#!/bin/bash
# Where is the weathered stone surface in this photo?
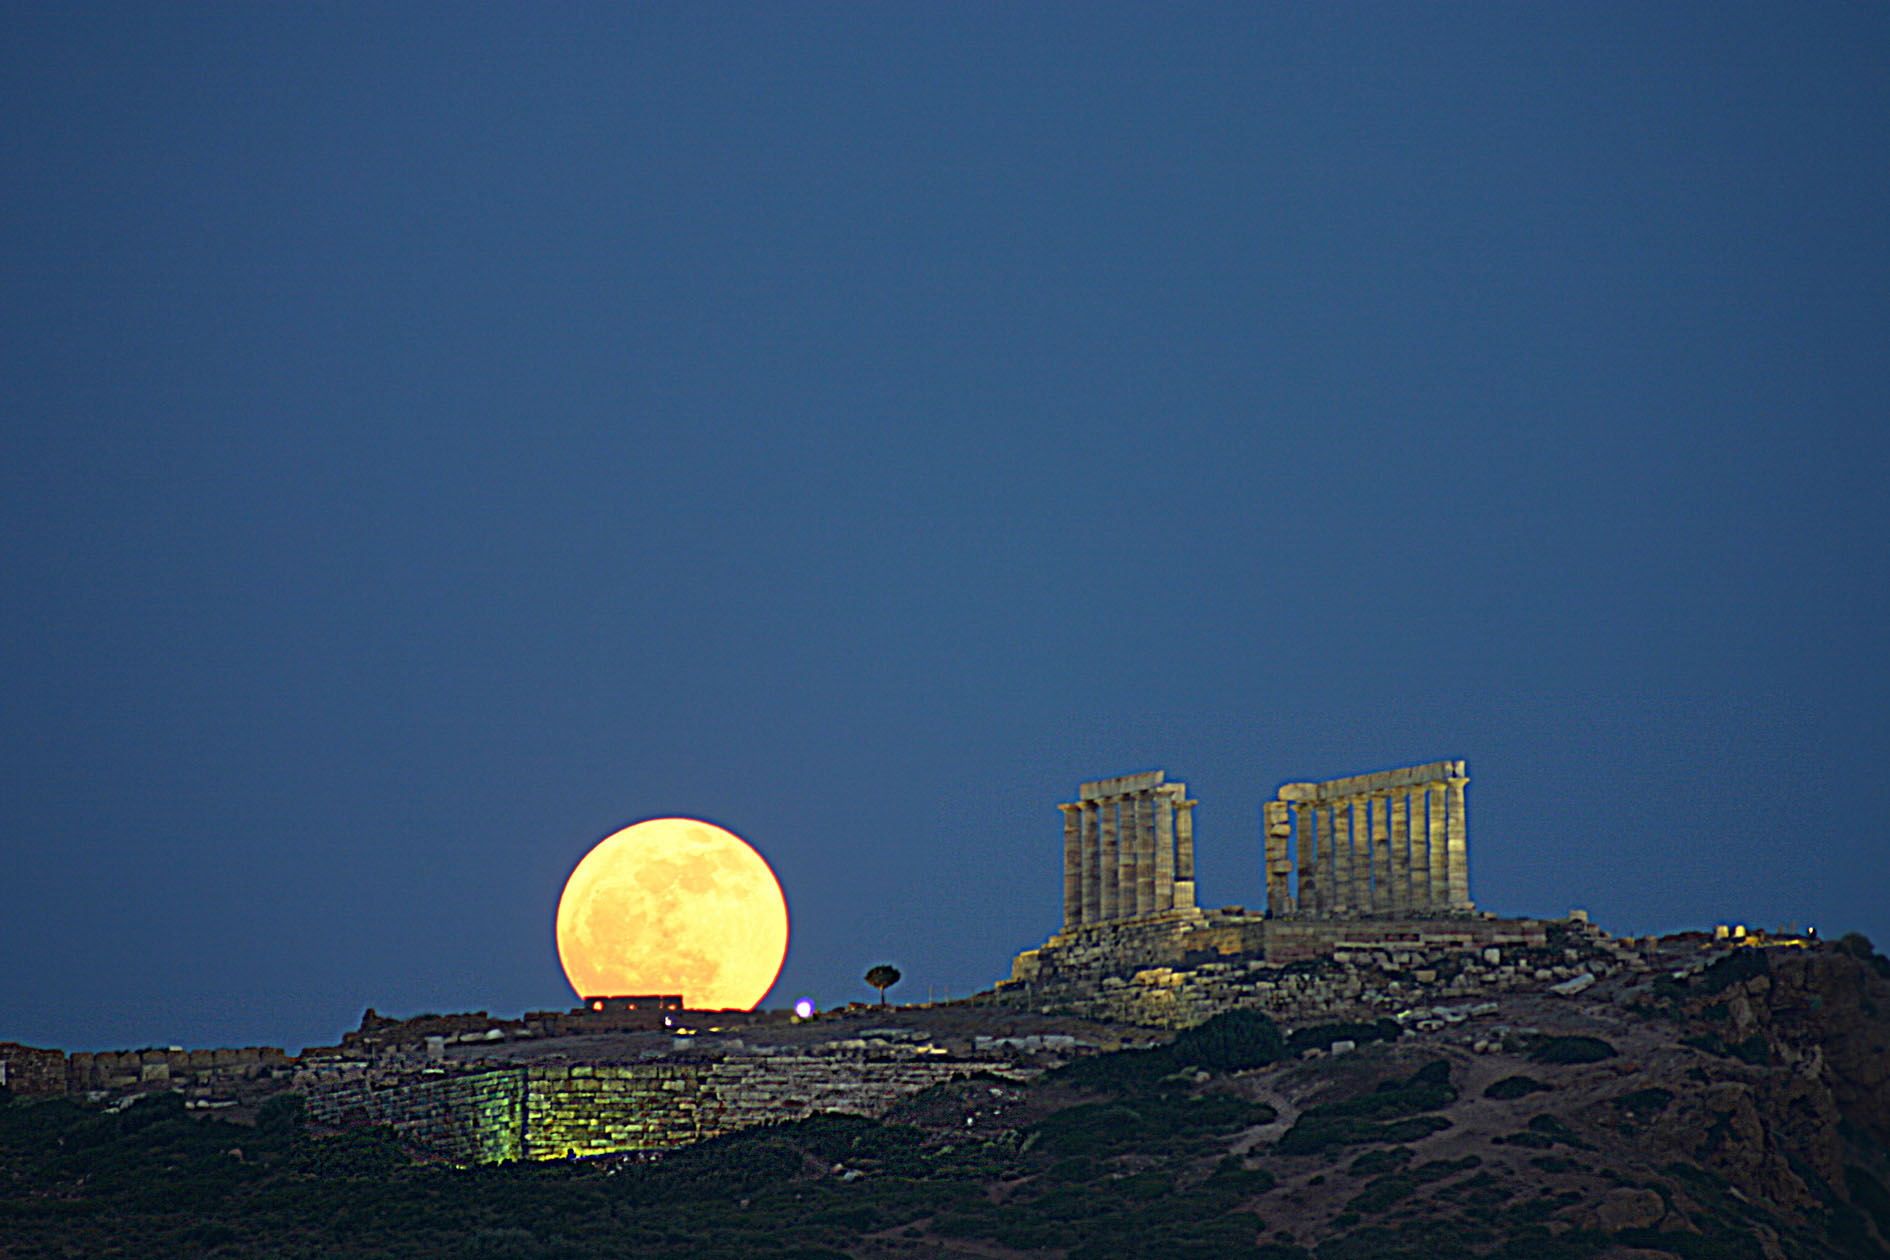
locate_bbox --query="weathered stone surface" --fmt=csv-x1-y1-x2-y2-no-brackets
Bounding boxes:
306,1051,1025,1164
1079,770,1164,800
1278,760,1466,802
0,1042,67,1095
1595,1187,1666,1230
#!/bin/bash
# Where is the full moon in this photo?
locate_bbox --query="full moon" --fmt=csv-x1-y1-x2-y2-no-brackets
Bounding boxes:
555,818,789,1011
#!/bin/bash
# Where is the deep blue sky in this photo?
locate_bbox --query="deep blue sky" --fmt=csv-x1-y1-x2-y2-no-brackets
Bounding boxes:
4,5,1886,1054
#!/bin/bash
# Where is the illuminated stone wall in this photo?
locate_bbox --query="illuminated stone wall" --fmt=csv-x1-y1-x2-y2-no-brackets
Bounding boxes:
304,1053,1025,1164
526,1064,703,1158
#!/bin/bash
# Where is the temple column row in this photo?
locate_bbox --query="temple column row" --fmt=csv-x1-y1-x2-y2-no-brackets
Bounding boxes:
1061,788,1197,929
1276,782,1472,917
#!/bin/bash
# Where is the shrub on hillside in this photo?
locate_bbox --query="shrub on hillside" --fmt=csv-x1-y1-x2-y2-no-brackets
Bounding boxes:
1528,1036,1617,1065
1611,1088,1675,1116
1284,1018,1401,1054
1274,1061,1457,1155
1171,1010,1285,1070
1485,1076,1552,1100
1836,933,1890,979
1697,948,1770,995
1044,1045,1176,1093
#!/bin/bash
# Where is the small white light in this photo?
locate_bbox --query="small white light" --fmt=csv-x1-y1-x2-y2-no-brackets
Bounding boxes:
794,997,816,1019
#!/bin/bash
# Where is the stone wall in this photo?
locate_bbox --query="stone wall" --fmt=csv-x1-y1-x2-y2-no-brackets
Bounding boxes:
304,1050,1026,1164
307,1067,527,1164
1004,907,1544,996
1005,907,1268,991
67,1045,290,1093
1008,920,1641,1030
528,1064,703,1157
0,1042,67,1095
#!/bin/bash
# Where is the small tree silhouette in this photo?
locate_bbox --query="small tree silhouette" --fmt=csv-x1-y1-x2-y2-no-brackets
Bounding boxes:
864,964,902,1007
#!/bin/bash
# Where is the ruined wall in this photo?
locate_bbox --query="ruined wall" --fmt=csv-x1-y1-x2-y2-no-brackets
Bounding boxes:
306,1067,527,1164
304,1051,1025,1164
1015,923,1641,1030
1006,909,1268,991
1006,908,1543,995
528,1064,703,1157
0,1042,67,1095
701,1054,1021,1133
67,1045,290,1092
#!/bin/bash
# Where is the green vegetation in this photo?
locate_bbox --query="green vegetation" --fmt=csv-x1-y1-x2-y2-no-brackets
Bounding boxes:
1348,1146,1414,1176
862,964,901,1006
5,988,1884,1260
1282,1018,1401,1055
1047,1009,1293,1091
1526,1036,1617,1065
1346,1174,1416,1213
1836,932,1890,979
1171,1008,1286,1069
1610,1088,1675,1117
1696,947,1770,995
1274,1060,1456,1155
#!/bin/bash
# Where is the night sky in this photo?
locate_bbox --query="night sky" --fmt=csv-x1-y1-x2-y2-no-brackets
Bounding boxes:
4,5,1886,1055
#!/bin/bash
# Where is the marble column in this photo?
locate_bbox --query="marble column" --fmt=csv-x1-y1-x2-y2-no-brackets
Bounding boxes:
1174,794,1198,909
1098,798,1119,921
1446,775,1471,909
1136,791,1157,915
1116,793,1136,918
1080,801,1100,925
1406,791,1430,909
1371,796,1391,914
1060,803,1083,930
1315,804,1335,916
1330,803,1352,913
1111,797,1126,918
1153,790,1175,912
1348,798,1369,912
1388,793,1409,913
1263,800,1292,916
1427,782,1448,913
1294,802,1318,915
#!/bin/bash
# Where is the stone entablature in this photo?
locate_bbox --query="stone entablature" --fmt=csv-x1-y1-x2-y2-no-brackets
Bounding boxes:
1265,759,1472,918
1059,770,1197,930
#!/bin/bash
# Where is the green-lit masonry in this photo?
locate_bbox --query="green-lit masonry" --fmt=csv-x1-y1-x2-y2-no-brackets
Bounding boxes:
304,1055,1016,1164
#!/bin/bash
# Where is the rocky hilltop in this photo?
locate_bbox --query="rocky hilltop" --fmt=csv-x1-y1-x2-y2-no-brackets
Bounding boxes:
2,931,1888,1259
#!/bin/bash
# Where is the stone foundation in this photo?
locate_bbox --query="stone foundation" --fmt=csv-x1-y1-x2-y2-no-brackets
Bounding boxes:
999,908,1557,1028
305,1050,1027,1164
1001,917,1642,1030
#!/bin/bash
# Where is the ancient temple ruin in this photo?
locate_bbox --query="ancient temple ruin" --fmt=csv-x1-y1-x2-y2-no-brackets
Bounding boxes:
1006,758,1501,998
1264,759,1472,917
1057,771,1198,929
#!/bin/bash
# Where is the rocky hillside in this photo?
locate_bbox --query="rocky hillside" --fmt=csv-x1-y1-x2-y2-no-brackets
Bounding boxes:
1,939,1887,1259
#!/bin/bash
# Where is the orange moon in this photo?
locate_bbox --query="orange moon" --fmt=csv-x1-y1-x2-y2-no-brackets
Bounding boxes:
554,818,789,1011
